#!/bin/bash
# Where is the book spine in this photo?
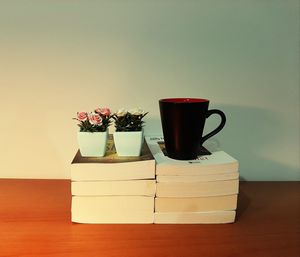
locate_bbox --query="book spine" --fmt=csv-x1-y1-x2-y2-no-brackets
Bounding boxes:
156,179,239,197
154,211,236,224
71,180,156,196
155,195,238,212
71,161,155,181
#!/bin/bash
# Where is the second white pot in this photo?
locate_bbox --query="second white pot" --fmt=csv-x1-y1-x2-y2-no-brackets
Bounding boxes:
113,131,144,157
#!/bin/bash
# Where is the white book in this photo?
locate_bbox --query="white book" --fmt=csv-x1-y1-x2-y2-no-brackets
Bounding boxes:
71,180,156,196
156,179,239,197
145,136,239,176
71,137,155,181
154,211,236,224
72,196,154,224
155,195,237,212
156,172,239,182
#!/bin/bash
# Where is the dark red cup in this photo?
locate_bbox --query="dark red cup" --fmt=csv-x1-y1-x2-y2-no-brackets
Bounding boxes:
159,98,226,160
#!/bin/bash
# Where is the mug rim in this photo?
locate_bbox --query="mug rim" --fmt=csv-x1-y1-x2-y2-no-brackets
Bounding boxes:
159,98,209,103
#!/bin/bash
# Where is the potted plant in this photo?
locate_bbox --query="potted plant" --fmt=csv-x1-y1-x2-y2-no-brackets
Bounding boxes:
74,108,111,157
112,108,148,156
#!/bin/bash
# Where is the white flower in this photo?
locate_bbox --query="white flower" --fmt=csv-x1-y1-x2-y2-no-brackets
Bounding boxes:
116,108,127,117
129,107,144,116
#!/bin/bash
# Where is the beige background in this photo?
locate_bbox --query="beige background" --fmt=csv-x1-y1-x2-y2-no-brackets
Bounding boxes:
0,0,299,180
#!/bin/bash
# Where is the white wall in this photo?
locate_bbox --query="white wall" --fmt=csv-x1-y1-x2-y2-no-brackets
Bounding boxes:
0,0,299,180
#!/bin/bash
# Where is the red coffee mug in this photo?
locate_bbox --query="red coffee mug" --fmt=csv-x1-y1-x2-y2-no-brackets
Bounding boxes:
159,98,226,160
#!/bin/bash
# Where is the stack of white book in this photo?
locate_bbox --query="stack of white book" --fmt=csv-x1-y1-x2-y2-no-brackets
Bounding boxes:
71,136,156,224
146,136,239,224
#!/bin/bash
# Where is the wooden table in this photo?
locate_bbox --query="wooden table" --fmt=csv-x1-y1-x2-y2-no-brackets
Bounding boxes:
0,180,299,257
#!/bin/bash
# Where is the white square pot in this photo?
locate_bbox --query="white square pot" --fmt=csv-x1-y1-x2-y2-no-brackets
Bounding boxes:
113,131,144,157
77,131,108,157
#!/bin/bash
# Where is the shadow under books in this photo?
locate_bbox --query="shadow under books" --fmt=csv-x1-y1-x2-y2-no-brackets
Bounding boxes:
235,189,251,221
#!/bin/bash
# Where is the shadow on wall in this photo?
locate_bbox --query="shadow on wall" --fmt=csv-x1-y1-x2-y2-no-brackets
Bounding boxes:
144,116,162,136
144,104,300,181
215,104,299,181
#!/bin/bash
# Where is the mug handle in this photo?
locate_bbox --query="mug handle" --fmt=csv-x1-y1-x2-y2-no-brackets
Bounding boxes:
201,109,226,144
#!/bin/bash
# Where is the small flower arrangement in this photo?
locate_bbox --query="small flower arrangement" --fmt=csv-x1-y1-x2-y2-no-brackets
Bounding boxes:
112,108,148,132
74,108,111,132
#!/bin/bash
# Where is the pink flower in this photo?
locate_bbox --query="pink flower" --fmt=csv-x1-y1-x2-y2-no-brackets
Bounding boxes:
77,112,88,121
89,113,102,125
95,107,111,117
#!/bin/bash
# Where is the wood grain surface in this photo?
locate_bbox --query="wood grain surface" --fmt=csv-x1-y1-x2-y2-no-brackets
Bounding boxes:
0,180,299,257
